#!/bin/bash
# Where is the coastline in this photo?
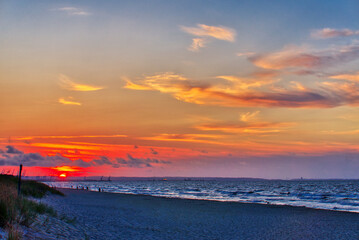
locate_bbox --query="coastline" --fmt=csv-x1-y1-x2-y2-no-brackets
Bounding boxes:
44,179,359,214
26,188,359,240
58,187,359,214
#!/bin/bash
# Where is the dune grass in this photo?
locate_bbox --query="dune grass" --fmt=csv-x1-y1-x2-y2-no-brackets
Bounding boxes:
0,174,63,198
0,174,63,239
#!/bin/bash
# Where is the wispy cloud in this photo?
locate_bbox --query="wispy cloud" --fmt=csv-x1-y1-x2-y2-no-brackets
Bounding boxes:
329,72,359,82
59,74,104,91
141,133,227,145
124,72,345,108
195,115,293,134
58,97,82,106
248,45,319,70
181,24,235,41
181,24,235,51
322,129,359,135
124,27,359,109
240,111,260,122
290,81,307,91
196,122,291,134
311,28,359,39
321,81,359,106
188,38,207,51
123,77,153,90
248,44,359,71
124,73,191,93
55,7,91,16
11,135,127,141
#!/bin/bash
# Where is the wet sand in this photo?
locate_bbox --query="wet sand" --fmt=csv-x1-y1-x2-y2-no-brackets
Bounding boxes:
26,188,359,239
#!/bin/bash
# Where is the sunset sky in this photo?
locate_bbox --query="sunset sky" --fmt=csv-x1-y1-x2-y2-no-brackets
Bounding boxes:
1,0,359,178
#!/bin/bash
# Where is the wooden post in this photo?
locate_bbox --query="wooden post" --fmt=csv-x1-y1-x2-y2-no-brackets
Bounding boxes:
18,164,23,196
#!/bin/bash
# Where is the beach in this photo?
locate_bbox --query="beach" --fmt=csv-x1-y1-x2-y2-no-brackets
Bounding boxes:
23,188,359,240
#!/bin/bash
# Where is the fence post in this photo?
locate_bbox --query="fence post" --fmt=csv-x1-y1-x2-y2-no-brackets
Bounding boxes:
18,164,23,196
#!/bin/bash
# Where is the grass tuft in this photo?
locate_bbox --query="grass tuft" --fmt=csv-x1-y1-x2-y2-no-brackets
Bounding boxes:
0,175,64,198
7,225,21,240
0,174,62,238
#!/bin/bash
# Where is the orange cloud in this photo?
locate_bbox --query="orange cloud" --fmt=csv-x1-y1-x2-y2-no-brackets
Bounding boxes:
196,121,293,134
215,75,276,91
11,135,127,141
58,97,82,106
141,133,228,146
290,81,307,91
321,81,359,106
123,77,153,90
181,24,235,41
1,139,206,163
181,24,235,51
31,142,104,151
329,72,359,82
249,46,319,70
59,74,104,91
50,165,82,172
123,72,358,108
239,111,260,122
322,129,359,135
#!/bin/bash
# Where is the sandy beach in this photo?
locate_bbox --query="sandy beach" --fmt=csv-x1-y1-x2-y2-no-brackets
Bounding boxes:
22,188,359,240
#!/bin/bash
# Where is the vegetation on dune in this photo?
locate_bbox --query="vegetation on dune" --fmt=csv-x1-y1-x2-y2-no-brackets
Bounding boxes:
0,174,63,239
0,174,63,198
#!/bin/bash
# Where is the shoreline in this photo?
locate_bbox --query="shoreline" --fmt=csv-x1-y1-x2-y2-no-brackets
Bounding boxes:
54,187,359,214
28,188,359,239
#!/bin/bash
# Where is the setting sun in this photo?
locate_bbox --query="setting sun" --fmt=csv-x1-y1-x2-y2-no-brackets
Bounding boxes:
59,173,67,178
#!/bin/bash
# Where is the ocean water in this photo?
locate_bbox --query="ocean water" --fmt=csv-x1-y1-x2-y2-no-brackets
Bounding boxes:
44,179,359,213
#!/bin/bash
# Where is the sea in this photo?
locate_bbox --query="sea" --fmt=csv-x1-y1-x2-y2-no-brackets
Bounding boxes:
43,179,359,213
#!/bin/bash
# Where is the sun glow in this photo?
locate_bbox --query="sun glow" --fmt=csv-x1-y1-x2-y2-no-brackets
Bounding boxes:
51,166,82,172
59,173,67,178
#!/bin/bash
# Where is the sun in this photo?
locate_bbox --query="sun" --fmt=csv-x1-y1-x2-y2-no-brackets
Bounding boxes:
59,173,67,178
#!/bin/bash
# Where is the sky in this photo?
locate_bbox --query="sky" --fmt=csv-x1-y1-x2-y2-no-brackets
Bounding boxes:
1,0,359,178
